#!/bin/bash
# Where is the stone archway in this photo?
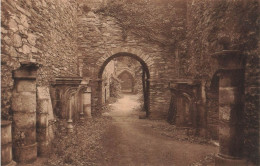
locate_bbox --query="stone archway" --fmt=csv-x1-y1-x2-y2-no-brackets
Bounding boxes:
117,70,135,93
116,68,136,78
95,47,154,116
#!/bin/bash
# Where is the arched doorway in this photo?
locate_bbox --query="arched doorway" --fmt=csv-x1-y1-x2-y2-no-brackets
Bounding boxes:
98,52,150,116
117,70,135,93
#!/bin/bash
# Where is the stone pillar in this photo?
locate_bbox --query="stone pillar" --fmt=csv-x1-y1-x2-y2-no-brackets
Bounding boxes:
88,79,100,116
11,62,39,163
176,96,183,126
212,50,246,166
36,98,49,156
67,94,76,133
83,87,92,118
1,120,16,166
79,93,85,120
199,80,207,136
169,82,182,126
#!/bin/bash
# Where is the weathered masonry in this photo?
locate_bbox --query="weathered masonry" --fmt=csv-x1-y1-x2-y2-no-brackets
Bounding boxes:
1,0,259,165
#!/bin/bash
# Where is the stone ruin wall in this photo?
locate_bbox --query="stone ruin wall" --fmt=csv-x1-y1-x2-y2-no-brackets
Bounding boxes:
186,0,259,163
1,0,259,163
78,5,176,119
1,0,79,120
102,59,116,103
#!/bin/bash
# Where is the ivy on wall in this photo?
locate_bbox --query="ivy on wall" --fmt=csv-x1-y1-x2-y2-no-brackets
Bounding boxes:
97,0,187,48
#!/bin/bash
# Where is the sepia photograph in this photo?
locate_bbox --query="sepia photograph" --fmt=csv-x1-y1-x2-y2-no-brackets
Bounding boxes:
1,0,259,165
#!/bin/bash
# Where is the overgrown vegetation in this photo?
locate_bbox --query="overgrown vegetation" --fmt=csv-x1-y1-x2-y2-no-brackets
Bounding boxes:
44,117,112,166
97,0,187,48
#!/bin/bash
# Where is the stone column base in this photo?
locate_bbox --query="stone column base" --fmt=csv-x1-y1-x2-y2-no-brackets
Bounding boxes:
215,154,246,166
3,160,16,166
13,143,37,163
37,141,50,157
67,120,73,133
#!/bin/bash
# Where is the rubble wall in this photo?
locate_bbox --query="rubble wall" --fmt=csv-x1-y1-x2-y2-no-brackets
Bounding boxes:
186,0,259,163
78,6,175,119
1,0,79,120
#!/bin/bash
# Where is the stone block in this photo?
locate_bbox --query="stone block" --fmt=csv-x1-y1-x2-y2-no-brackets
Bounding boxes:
1,120,14,166
1,121,12,145
83,93,91,105
27,33,37,46
37,87,55,121
37,141,50,157
1,143,13,165
13,143,37,163
8,19,18,32
11,92,36,113
16,80,36,92
13,126,36,145
218,125,230,140
48,125,55,142
21,44,31,54
219,106,231,121
219,72,243,87
36,112,48,128
13,33,22,47
3,36,12,45
37,127,48,142
20,15,29,29
13,112,36,129
84,105,92,117
37,99,49,113
13,69,37,79
219,87,238,105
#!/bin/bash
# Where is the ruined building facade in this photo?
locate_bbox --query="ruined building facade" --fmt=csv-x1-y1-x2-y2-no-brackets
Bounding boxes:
1,0,259,165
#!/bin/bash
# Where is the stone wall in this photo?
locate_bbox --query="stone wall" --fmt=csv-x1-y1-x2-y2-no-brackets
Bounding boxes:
102,59,116,103
78,4,175,119
1,0,79,120
186,0,259,163
110,77,121,98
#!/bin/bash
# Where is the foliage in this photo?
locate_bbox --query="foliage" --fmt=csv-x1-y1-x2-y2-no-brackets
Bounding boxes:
97,0,187,47
44,117,112,166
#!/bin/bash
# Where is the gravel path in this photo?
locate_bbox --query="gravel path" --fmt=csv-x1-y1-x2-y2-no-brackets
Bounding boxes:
19,94,217,166
100,94,217,166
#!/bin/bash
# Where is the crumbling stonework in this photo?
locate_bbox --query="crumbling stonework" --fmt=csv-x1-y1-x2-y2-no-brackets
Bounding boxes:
1,0,259,165
1,0,79,120
102,60,116,103
78,8,174,118
12,62,39,163
186,0,259,163
109,77,121,98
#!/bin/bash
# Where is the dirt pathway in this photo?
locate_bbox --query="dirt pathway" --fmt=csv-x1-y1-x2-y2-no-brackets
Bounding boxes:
101,94,217,166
